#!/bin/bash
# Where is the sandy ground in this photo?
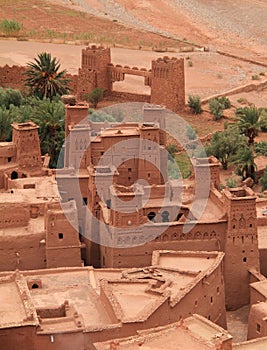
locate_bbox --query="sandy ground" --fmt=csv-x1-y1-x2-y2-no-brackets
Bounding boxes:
1,40,266,100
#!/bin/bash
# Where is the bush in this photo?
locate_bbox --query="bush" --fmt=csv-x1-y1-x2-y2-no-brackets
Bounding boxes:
0,87,23,109
0,19,23,36
84,88,104,108
209,98,223,120
186,125,197,140
188,95,202,114
255,141,267,156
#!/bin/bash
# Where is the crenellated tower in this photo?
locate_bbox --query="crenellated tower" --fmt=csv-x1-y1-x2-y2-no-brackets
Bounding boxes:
150,56,185,112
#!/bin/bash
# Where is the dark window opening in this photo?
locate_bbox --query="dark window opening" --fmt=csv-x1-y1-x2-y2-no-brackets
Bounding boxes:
243,257,247,263
11,171,18,180
32,283,39,289
58,233,64,239
257,323,261,333
148,212,156,222
8,157,12,162
83,197,88,205
161,211,169,223
210,296,213,303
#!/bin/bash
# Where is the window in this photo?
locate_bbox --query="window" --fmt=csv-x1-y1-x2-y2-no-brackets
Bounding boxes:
210,296,213,304
83,197,88,205
58,233,64,239
8,157,12,162
257,323,261,333
243,257,247,263
32,283,39,289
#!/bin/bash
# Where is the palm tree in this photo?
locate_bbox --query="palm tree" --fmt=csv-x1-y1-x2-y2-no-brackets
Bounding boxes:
235,106,266,147
24,52,70,99
232,146,257,180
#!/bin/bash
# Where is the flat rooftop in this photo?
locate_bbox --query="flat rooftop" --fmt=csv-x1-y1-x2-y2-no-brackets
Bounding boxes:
0,274,38,329
94,314,231,350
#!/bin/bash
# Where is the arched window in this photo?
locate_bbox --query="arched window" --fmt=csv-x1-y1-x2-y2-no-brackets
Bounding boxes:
161,211,169,222
148,212,156,222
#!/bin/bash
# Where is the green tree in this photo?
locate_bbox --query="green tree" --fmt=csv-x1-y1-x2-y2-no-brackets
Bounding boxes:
235,106,266,147
30,98,65,168
232,146,257,180
0,107,13,141
206,128,246,170
260,166,267,191
24,52,70,99
188,95,202,114
84,88,104,108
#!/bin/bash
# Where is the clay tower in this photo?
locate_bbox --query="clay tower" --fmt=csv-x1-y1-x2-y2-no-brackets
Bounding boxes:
150,56,185,112
12,121,42,172
223,187,259,310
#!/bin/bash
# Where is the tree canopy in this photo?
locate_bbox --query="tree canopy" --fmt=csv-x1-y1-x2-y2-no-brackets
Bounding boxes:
24,52,70,99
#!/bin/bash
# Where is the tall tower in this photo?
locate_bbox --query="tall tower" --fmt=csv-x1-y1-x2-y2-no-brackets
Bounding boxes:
150,57,185,112
77,45,111,99
223,187,259,310
12,121,42,173
45,201,82,268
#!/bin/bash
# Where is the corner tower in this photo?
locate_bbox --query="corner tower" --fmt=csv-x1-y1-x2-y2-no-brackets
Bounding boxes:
150,56,185,112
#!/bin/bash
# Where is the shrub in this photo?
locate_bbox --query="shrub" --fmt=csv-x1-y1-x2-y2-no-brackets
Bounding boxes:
84,88,104,108
186,125,197,140
209,96,231,120
251,74,260,80
188,95,202,114
260,167,267,191
209,98,223,120
255,141,267,156
0,19,23,36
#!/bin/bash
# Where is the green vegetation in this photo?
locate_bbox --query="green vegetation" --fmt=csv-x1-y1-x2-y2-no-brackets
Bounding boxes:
209,96,231,121
0,88,65,167
251,74,260,80
255,141,267,156
232,146,257,180
24,52,70,99
188,95,202,114
225,173,238,188
260,167,267,191
206,128,246,170
83,88,104,108
234,106,267,147
0,19,23,36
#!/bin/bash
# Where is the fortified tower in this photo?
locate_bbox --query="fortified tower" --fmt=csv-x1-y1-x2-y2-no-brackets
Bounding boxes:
11,121,42,175
150,57,185,112
77,45,111,99
223,187,259,310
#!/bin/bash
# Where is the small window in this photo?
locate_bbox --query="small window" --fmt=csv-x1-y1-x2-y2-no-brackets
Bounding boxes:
243,257,247,263
147,173,151,178
210,296,213,304
195,300,198,307
82,197,88,205
58,233,64,239
257,323,261,333
32,283,39,289
8,157,12,162
128,168,132,172
217,287,220,294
